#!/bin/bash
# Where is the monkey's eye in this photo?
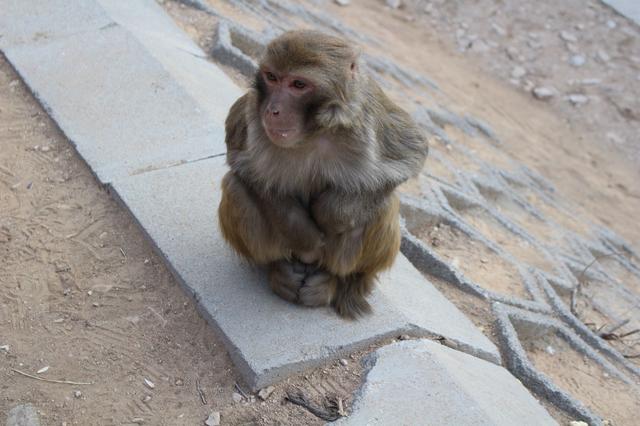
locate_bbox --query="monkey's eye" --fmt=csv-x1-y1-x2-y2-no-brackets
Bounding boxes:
292,80,306,89
264,72,277,82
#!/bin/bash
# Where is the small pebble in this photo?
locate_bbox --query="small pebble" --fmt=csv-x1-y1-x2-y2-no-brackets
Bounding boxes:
569,422,588,426
566,42,578,53
74,390,82,398
596,50,610,62
232,392,243,403
339,358,349,366
0,345,9,352
576,78,601,86
258,386,275,401
399,334,411,340
142,395,152,403
569,55,586,67
567,94,589,105
205,412,221,426
511,66,527,79
386,0,401,9
333,0,350,6
559,30,577,42
606,132,623,145
491,23,506,37
37,366,49,374
505,46,520,61
532,87,555,100
144,378,155,389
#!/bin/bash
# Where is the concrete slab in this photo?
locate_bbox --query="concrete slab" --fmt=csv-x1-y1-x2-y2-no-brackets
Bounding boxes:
337,340,556,426
111,155,500,390
602,0,640,25
1,0,241,183
0,0,112,48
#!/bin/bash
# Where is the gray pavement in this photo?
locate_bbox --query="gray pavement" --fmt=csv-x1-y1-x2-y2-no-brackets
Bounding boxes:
602,0,640,25
0,0,239,184
337,340,557,426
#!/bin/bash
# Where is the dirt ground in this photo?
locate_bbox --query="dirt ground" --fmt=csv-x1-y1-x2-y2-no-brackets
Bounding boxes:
3,0,640,424
524,332,640,426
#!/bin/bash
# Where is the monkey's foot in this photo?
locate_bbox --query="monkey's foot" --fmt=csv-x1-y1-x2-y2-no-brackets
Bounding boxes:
332,273,374,319
268,260,336,307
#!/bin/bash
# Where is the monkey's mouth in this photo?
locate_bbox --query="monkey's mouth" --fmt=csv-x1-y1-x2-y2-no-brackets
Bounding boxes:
264,126,300,147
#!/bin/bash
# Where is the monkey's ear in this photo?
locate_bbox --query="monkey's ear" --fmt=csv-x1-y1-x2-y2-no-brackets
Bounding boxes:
317,101,356,130
349,61,359,78
349,48,362,77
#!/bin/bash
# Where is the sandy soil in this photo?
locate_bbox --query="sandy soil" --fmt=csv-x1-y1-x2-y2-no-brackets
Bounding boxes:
405,0,640,165
0,54,366,425
416,220,531,300
524,332,640,426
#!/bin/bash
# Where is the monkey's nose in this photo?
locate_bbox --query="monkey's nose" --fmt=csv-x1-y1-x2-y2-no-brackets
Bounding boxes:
272,109,280,116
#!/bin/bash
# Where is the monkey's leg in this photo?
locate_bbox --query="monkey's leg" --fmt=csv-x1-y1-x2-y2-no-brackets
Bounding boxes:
218,172,287,264
269,260,337,306
326,194,401,318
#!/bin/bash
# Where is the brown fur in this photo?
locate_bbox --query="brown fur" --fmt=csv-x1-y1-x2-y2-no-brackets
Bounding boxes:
218,30,427,318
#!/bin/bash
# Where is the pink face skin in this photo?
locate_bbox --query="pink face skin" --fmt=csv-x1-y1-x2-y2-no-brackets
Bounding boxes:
260,68,315,148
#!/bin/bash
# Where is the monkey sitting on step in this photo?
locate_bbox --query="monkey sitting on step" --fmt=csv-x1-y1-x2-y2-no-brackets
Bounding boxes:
218,30,427,318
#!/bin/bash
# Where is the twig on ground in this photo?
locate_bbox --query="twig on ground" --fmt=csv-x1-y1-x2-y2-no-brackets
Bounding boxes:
570,283,581,317
571,252,619,317
196,378,207,405
599,318,630,340
12,368,92,385
620,329,640,338
285,388,342,422
235,382,249,400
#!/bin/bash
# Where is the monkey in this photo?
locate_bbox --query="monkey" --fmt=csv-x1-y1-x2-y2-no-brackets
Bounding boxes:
218,30,427,318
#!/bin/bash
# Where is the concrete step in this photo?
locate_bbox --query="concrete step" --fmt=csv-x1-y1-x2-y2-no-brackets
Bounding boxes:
0,0,239,184
338,339,556,426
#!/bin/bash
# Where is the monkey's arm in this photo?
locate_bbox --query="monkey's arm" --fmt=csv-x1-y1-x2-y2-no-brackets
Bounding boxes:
230,172,324,257
224,93,249,167
257,188,325,257
311,189,391,235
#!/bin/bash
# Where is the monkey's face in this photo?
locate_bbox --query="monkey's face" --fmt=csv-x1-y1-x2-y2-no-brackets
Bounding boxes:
256,68,317,148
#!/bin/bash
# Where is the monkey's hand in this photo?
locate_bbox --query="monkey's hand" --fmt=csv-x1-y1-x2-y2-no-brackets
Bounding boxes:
311,189,387,235
260,193,325,262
